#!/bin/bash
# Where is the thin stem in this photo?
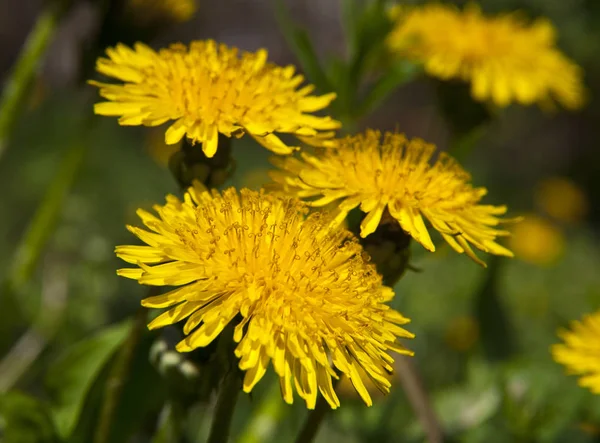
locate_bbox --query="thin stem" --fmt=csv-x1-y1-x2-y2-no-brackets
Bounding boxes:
395,357,444,443
5,137,85,292
0,0,70,160
93,307,148,443
0,132,86,349
293,395,330,443
237,380,287,443
448,122,489,163
0,256,68,393
353,217,444,443
206,370,241,443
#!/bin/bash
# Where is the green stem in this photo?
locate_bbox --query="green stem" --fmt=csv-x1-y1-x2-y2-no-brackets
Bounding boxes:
0,0,70,160
293,395,330,443
237,380,287,443
5,138,85,291
93,307,148,443
151,403,190,443
0,130,86,349
206,370,241,443
448,122,489,163
353,216,443,442
395,357,443,443
0,258,69,393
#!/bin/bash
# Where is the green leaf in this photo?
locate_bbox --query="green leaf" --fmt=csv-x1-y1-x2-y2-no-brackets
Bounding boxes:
346,0,394,84
358,60,418,117
340,0,365,59
273,0,332,94
45,320,132,439
0,391,58,443
63,332,167,443
106,334,167,442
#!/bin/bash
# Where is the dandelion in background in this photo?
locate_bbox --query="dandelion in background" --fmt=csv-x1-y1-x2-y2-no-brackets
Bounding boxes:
126,0,198,24
386,3,585,109
269,130,514,266
535,177,589,224
508,214,564,266
90,40,340,158
116,184,413,409
552,312,600,394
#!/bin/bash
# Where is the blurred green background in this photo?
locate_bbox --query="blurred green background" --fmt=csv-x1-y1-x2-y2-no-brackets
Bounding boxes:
1,0,600,442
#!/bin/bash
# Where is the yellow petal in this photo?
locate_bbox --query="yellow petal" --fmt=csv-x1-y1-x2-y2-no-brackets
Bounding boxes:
252,133,297,155
116,268,144,279
165,119,188,145
202,125,219,158
360,202,386,237
147,301,200,329
243,350,270,393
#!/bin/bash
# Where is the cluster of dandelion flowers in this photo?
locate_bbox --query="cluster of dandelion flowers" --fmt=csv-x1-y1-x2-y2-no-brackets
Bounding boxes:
552,311,600,393
269,130,514,266
116,184,414,408
386,4,584,109
90,40,340,158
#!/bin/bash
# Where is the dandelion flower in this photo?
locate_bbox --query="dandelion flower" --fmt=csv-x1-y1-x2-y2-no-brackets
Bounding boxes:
126,0,197,24
387,3,584,109
90,40,340,158
535,177,589,224
552,311,600,394
269,130,514,266
508,214,564,266
116,184,413,409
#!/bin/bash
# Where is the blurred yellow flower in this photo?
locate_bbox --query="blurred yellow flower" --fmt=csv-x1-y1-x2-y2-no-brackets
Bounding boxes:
535,177,588,224
508,214,564,266
445,316,479,352
127,0,197,24
116,184,413,409
387,3,584,109
269,130,514,266
90,40,340,158
552,311,600,394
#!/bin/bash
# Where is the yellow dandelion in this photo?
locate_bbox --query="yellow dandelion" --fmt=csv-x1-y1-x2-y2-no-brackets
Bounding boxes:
127,0,197,24
116,184,413,409
387,3,584,109
535,177,589,224
90,40,340,158
552,311,600,394
269,130,514,266
445,316,479,352
508,214,564,266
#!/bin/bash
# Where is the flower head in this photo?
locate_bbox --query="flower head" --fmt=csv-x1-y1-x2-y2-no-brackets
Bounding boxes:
535,177,589,224
90,40,340,158
387,3,584,109
126,0,197,24
508,214,564,266
552,311,600,394
116,185,413,408
269,130,514,266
